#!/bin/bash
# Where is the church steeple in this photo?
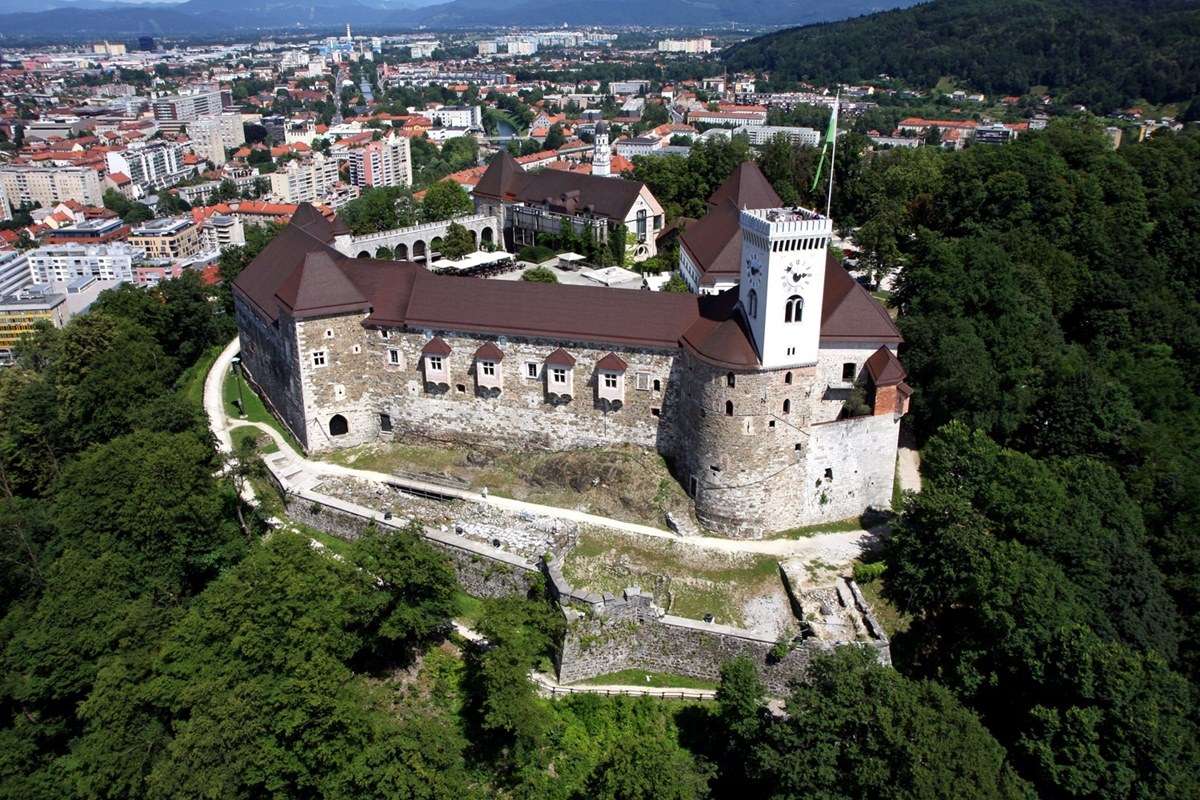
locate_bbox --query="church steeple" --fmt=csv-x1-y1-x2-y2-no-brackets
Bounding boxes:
592,121,611,178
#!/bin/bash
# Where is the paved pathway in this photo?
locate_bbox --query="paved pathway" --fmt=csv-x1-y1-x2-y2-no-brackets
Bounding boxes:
205,337,874,561
897,447,922,494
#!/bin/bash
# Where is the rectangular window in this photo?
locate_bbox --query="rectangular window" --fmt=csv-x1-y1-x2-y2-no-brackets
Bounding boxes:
481,361,496,376
311,350,326,367
379,413,392,431
636,372,651,390
379,329,390,339
603,373,618,389
427,355,442,371
842,362,856,382
525,361,539,379
551,367,567,384
388,349,401,366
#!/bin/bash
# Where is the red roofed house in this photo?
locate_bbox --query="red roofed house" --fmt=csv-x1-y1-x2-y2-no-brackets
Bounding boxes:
232,167,907,536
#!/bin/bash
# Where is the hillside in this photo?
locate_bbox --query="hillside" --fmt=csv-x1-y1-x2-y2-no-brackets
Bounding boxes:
722,0,1200,110
0,0,919,37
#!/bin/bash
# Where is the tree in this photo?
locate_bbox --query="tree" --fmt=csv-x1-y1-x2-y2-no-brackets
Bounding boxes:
348,523,457,657
121,202,153,225
521,266,558,283
662,272,690,293
420,179,473,222
746,648,1034,800
440,221,476,260
338,186,416,235
543,123,566,151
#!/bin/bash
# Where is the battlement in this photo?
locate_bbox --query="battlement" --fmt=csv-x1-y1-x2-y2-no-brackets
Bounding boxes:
740,206,832,239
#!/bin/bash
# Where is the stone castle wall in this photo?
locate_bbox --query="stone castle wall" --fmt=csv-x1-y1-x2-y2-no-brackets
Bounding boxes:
280,488,539,599
243,300,901,536
234,295,310,448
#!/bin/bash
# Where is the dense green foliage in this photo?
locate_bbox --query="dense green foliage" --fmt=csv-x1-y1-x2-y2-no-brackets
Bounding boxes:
848,122,1200,797
723,0,1200,111
707,651,1033,799
337,186,417,235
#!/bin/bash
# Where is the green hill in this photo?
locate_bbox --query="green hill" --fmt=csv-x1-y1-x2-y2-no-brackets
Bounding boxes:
722,0,1200,111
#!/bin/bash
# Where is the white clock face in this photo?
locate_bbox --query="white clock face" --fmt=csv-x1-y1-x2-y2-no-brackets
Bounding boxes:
781,262,810,289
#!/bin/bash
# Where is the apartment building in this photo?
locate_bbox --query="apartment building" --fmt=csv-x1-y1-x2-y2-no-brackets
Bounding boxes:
736,124,820,147
0,165,104,208
347,135,412,188
153,88,224,132
26,243,138,284
427,105,483,130
127,218,203,260
200,214,246,251
269,155,340,203
0,250,31,297
105,141,187,190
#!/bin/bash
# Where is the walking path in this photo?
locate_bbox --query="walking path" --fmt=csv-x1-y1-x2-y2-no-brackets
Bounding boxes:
205,338,876,561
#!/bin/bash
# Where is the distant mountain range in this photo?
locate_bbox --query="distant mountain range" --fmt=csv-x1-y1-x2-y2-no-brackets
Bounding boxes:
0,0,919,39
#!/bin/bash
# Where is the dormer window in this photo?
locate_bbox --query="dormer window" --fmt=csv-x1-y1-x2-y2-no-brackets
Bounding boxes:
596,352,627,408
474,342,504,395
421,337,452,389
544,347,576,402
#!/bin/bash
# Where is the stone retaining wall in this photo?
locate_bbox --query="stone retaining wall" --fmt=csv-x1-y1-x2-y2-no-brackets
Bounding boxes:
281,489,538,599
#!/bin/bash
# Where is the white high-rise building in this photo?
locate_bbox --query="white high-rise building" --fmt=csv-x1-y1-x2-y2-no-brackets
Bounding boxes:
152,88,224,132
0,180,10,222
0,250,30,296
105,142,186,189
348,135,412,188
26,243,138,285
0,165,104,209
269,155,340,203
737,207,833,369
188,118,228,166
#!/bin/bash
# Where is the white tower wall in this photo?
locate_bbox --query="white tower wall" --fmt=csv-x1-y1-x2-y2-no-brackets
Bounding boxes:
737,207,832,369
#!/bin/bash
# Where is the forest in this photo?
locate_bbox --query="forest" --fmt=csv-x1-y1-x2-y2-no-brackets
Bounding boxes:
1,120,1199,796
722,0,1200,111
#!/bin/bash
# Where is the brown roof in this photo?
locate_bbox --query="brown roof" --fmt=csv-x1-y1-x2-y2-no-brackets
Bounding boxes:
707,161,781,210
596,352,628,371
422,337,453,356
233,209,900,375
474,341,504,361
820,254,902,344
474,152,647,222
864,345,906,386
679,202,744,281
544,347,577,367
275,251,369,319
680,161,782,285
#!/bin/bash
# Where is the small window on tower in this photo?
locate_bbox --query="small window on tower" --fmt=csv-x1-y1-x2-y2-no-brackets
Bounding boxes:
726,372,736,388
842,362,857,382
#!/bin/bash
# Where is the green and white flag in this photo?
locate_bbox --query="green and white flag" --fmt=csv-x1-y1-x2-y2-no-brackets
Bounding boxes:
810,98,840,193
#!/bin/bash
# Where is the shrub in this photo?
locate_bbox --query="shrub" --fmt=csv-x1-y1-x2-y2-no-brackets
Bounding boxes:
853,561,887,583
517,244,556,264
522,266,558,284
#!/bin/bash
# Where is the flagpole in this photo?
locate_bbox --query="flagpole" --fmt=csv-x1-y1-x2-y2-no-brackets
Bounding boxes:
825,91,839,220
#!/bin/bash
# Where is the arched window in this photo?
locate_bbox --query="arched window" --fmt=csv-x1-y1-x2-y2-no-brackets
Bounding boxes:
784,371,793,385
725,400,734,416
747,289,758,318
329,414,349,436
726,372,736,388
785,295,804,323
782,399,791,414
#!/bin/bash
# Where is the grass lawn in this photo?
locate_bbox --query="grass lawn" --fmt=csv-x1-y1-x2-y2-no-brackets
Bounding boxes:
770,516,864,539
564,530,781,626
233,426,279,455
177,344,221,408
453,591,485,628
853,570,911,637
577,669,717,691
322,442,693,531
222,362,303,453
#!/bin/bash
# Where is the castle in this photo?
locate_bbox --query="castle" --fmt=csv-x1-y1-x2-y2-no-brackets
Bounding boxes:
232,163,908,538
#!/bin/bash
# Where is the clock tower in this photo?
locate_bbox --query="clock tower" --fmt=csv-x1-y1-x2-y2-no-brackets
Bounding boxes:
737,207,833,369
